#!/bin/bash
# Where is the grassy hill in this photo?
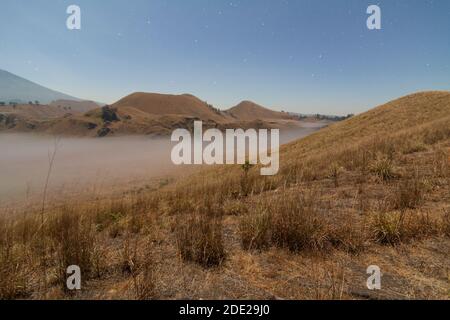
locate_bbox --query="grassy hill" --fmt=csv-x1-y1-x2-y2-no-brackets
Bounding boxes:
112,92,232,123
0,91,449,299
226,100,292,121
0,92,302,137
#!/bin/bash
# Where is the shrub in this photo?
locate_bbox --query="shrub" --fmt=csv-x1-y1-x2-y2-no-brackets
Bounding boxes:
133,258,156,300
369,155,395,181
401,140,427,155
223,200,248,216
432,147,449,178
328,217,367,254
370,212,404,245
328,162,342,188
239,208,271,250
390,171,424,210
0,221,30,299
442,210,450,237
370,210,438,245
48,207,101,285
240,163,256,197
175,213,225,267
101,106,120,122
270,194,328,252
121,235,138,275
131,239,156,300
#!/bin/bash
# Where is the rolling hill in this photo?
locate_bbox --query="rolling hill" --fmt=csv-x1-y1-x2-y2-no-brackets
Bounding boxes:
0,91,303,136
112,92,232,122
0,69,81,104
1,90,449,300
149,90,450,299
226,100,292,121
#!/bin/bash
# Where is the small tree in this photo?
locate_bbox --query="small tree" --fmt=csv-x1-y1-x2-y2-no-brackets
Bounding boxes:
0,102,5,106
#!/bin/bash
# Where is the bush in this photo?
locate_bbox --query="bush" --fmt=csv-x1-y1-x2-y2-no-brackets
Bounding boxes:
270,194,328,252
371,212,403,245
390,172,424,210
370,210,438,245
370,155,395,181
328,217,367,254
175,213,225,267
0,221,30,299
442,210,450,237
48,207,102,285
328,162,342,188
101,106,119,122
432,147,449,178
239,208,271,250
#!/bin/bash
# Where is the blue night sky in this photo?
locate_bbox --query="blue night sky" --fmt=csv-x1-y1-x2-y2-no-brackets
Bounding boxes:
0,0,449,115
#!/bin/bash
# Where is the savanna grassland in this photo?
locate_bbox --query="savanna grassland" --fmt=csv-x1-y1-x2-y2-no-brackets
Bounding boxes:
0,91,449,300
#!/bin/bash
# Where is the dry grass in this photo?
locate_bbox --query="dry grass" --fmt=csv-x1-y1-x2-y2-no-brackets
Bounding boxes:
0,219,30,299
369,155,396,182
270,193,328,252
389,170,425,210
442,210,450,237
175,213,225,268
239,206,271,251
0,91,449,299
48,207,102,285
370,210,439,245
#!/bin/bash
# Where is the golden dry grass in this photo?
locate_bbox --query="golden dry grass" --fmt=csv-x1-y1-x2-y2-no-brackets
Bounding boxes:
0,91,449,300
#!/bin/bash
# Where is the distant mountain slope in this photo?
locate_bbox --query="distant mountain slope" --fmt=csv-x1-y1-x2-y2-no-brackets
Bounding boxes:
0,69,80,104
226,100,292,121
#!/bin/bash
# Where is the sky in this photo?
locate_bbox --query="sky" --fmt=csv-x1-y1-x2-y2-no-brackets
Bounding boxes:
0,0,449,115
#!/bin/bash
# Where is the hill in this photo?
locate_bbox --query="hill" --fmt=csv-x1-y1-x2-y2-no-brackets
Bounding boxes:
1,91,449,300
138,90,450,299
112,92,232,123
226,100,292,121
0,69,81,104
0,91,304,137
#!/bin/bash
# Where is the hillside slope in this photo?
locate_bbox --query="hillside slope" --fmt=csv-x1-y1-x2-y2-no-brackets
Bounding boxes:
1,91,449,300
155,90,450,299
50,100,101,113
282,91,450,160
0,92,304,137
113,92,232,123
226,100,292,121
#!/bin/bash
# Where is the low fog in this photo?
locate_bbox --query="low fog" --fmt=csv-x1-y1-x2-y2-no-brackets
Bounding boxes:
0,124,325,206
